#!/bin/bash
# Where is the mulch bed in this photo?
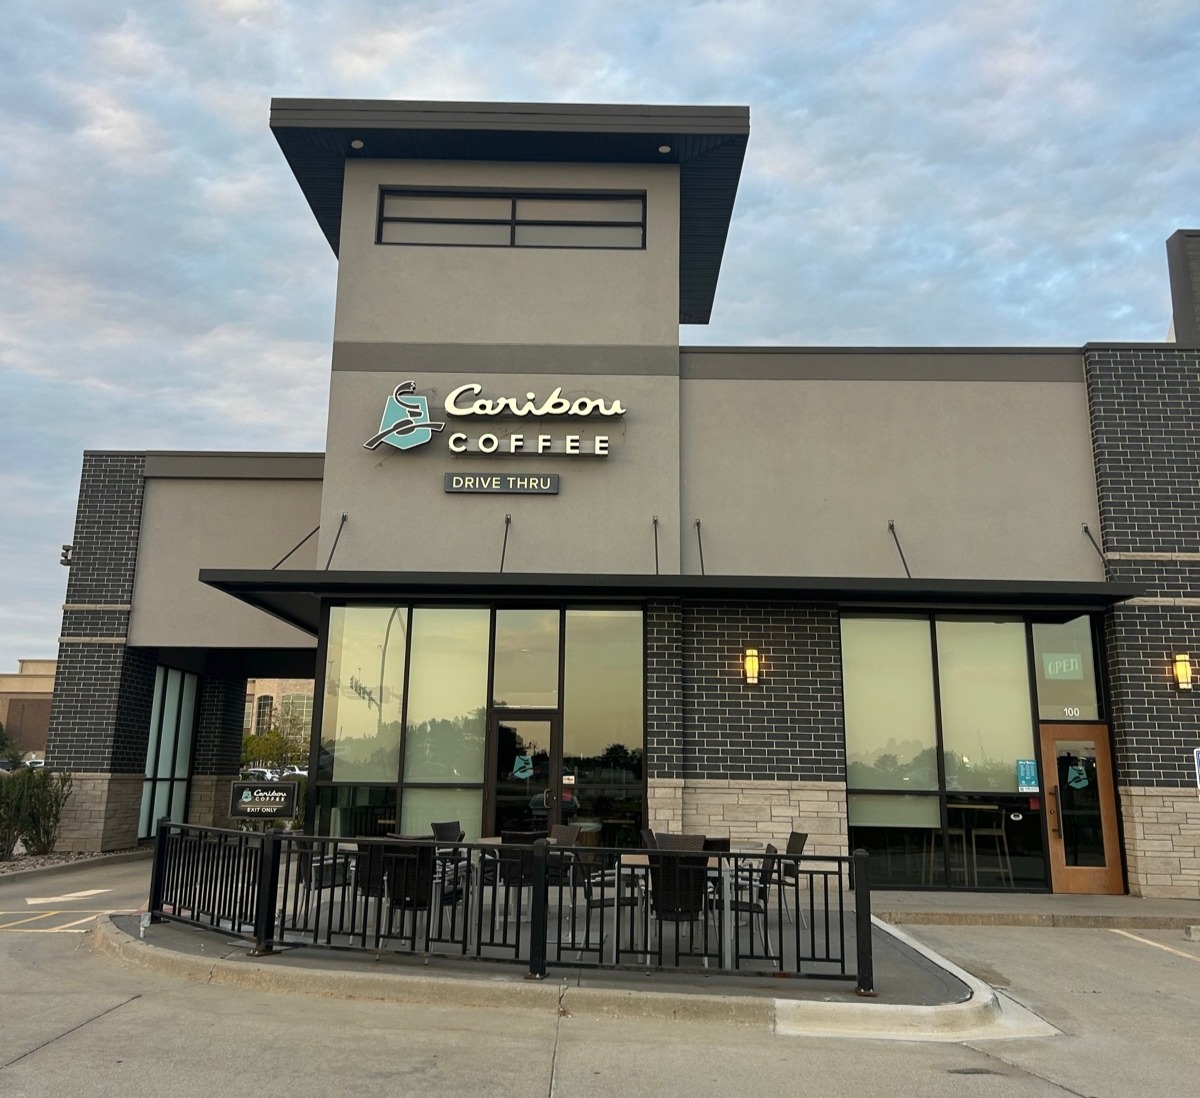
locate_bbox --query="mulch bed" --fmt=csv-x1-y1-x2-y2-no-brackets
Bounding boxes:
0,844,148,876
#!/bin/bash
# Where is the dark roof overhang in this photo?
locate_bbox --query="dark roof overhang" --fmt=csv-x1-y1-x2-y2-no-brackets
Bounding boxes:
269,98,749,324
201,569,1141,637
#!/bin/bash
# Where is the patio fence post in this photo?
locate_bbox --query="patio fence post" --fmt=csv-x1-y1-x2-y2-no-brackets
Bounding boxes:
526,838,549,980
148,817,171,922
852,848,876,997
252,828,283,956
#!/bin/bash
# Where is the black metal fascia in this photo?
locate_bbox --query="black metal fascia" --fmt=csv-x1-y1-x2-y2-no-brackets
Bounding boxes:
269,99,749,325
200,568,1143,636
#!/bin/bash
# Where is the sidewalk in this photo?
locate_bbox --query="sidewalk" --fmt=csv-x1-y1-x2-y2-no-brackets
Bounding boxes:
872,889,1200,928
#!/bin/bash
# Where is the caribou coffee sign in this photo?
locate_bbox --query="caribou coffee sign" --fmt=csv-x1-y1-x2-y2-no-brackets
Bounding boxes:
365,380,624,457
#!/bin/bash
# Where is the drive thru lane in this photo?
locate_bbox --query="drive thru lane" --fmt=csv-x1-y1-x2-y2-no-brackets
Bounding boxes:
0,857,150,934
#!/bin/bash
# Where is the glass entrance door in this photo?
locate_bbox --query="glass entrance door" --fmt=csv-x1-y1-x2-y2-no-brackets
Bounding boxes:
1038,723,1123,894
488,713,562,836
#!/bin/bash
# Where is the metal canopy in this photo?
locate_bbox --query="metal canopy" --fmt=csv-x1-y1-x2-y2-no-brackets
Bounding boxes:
270,98,750,325
200,568,1142,637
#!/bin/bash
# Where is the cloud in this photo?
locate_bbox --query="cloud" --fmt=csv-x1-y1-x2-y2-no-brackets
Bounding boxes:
0,0,1198,667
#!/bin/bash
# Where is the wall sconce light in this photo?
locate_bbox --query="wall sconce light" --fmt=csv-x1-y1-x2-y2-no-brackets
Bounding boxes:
1173,653,1192,690
743,648,760,685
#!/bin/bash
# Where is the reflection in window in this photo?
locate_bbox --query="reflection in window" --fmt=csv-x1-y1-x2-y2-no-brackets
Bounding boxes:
563,610,643,847
400,788,484,843
377,190,646,250
493,609,559,707
138,667,197,838
315,785,397,838
320,606,408,783
842,617,939,790
403,608,489,784
937,619,1034,793
1032,617,1099,720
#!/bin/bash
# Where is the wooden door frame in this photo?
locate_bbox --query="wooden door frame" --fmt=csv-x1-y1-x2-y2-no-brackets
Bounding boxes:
1038,722,1124,894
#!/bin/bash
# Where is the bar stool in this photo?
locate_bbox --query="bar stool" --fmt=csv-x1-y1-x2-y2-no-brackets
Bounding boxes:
923,826,969,886
970,808,1014,887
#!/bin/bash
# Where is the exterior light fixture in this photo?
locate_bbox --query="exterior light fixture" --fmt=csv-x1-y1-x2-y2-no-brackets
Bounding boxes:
743,648,760,685
350,139,365,150
657,144,671,154
1173,653,1192,690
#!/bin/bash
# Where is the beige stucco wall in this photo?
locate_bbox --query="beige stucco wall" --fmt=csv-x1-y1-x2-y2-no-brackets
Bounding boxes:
679,368,1103,580
334,159,680,347
317,370,681,574
128,478,321,649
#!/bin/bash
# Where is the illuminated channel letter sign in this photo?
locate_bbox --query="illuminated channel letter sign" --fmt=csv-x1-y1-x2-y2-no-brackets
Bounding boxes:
364,380,625,457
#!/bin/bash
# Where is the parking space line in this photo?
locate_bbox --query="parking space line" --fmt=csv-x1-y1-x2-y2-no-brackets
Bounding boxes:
0,912,59,930
1110,929,1200,963
51,914,101,930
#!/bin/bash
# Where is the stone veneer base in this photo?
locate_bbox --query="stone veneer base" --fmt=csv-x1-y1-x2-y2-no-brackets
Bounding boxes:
1120,785,1200,899
54,773,143,853
647,777,848,857
187,775,241,831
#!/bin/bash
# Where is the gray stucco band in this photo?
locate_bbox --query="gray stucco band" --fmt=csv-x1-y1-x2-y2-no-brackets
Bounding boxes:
143,453,325,479
332,341,682,376
680,348,1084,383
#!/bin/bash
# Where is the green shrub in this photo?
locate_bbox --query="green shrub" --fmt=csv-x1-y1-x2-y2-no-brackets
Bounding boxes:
18,770,73,856
0,772,26,860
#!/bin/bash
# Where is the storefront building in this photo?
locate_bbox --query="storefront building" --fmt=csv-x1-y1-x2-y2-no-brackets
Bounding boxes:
45,99,1200,898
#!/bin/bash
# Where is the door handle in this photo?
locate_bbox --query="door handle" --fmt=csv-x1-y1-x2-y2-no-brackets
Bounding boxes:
542,789,551,809
1049,785,1062,837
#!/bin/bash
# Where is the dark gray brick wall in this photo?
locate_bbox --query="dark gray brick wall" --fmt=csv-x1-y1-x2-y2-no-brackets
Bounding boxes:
63,452,145,605
46,645,156,773
645,601,844,782
645,602,683,779
681,604,844,781
193,676,248,776
1087,347,1200,787
46,452,154,774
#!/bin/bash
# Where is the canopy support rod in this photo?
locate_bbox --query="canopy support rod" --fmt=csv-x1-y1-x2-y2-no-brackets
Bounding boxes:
1081,522,1106,564
887,519,912,579
653,515,660,576
500,514,512,573
695,519,706,576
323,513,347,570
271,524,320,571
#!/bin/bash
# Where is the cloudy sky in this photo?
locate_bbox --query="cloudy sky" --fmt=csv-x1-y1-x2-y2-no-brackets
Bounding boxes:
1,0,1198,673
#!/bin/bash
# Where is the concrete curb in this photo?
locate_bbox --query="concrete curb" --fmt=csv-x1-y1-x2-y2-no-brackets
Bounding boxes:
874,910,1199,930
90,914,1050,1040
90,916,774,1027
0,848,153,883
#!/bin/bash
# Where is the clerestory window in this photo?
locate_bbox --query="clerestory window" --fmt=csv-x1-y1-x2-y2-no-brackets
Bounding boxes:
376,189,645,249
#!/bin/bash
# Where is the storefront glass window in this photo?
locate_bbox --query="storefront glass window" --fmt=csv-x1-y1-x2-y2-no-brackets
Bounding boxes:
138,666,198,839
936,619,1035,794
400,788,484,842
493,609,560,707
842,617,939,790
1032,617,1100,720
315,785,397,838
563,609,644,848
403,608,489,784
320,606,408,784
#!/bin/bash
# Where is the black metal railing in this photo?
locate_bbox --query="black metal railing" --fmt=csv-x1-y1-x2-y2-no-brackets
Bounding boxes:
147,821,874,993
